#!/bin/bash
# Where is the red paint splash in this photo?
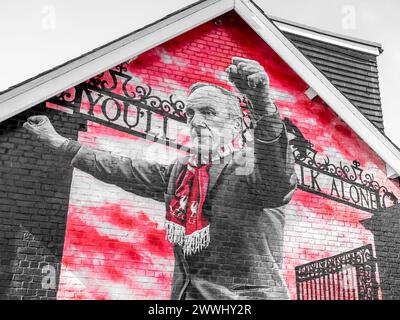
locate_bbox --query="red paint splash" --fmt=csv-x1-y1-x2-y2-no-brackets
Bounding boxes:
79,202,173,258
59,203,174,299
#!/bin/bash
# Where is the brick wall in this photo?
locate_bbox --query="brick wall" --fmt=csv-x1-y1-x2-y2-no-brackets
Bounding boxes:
0,106,84,299
1,11,399,300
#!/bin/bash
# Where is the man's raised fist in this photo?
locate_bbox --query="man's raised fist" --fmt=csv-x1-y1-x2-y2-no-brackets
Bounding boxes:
226,57,270,96
23,115,68,149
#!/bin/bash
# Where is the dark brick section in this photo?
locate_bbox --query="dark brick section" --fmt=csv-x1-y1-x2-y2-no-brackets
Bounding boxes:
0,105,84,300
284,32,384,131
361,204,400,300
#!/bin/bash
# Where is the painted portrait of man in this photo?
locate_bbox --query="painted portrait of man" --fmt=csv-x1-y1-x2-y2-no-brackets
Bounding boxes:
23,57,297,300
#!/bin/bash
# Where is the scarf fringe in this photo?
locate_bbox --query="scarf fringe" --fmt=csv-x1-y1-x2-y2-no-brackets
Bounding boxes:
165,221,186,246
183,226,210,257
165,221,210,257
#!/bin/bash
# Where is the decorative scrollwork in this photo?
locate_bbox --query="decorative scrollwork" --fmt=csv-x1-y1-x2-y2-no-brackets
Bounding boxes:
114,62,128,73
56,88,76,102
128,85,187,120
296,244,378,300
292,143,398,206
295,245,374,280
82,65,187,122
357,265,374,300
86,72,107,87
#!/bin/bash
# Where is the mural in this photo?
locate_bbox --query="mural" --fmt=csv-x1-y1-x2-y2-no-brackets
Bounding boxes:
16,12,400,299
24,57,296,300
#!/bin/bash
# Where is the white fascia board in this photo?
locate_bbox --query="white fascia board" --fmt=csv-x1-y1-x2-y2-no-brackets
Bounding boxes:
274,22,381,56
235,0,400,178
386,163,399,179
0,0,234,123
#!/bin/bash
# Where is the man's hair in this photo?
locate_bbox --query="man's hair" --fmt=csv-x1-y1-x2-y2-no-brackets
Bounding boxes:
190,82,234,96
188,82,243,119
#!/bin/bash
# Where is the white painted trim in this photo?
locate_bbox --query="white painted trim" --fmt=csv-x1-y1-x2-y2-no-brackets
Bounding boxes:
386,163,399,179
274,22,381,56
235,0,400,177
269,15,382,49
0,0,234,122
305,87,318,100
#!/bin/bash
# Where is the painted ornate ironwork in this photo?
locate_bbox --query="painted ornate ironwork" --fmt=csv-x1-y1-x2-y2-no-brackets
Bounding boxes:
295,244,379,300
48,63,189,152
293,144,398,204
284,117,399,212
83,63,187,122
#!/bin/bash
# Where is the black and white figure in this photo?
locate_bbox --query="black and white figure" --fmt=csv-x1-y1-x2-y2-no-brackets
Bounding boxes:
24,57,297,300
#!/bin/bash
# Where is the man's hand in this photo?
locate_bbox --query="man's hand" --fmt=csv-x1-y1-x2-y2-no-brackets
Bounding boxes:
226,57,270,99
23,115,68,149
226,57,275,115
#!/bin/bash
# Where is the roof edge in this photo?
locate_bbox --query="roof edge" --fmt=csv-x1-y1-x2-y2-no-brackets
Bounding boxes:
269,15,383,52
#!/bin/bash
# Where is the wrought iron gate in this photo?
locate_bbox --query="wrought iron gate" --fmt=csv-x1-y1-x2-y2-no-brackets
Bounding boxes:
295,244,380,300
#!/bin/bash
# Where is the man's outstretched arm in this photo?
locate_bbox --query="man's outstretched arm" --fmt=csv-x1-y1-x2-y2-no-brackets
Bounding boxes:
226,57,297,207
23,115,169,202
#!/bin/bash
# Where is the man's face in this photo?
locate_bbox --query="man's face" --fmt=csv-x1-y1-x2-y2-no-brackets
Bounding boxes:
186,86,242,156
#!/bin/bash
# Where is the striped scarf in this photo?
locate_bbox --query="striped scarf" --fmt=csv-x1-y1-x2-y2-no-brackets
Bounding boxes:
165,135,245,256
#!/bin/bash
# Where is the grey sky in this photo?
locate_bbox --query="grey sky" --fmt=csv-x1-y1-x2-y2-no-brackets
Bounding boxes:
0,0,399,145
